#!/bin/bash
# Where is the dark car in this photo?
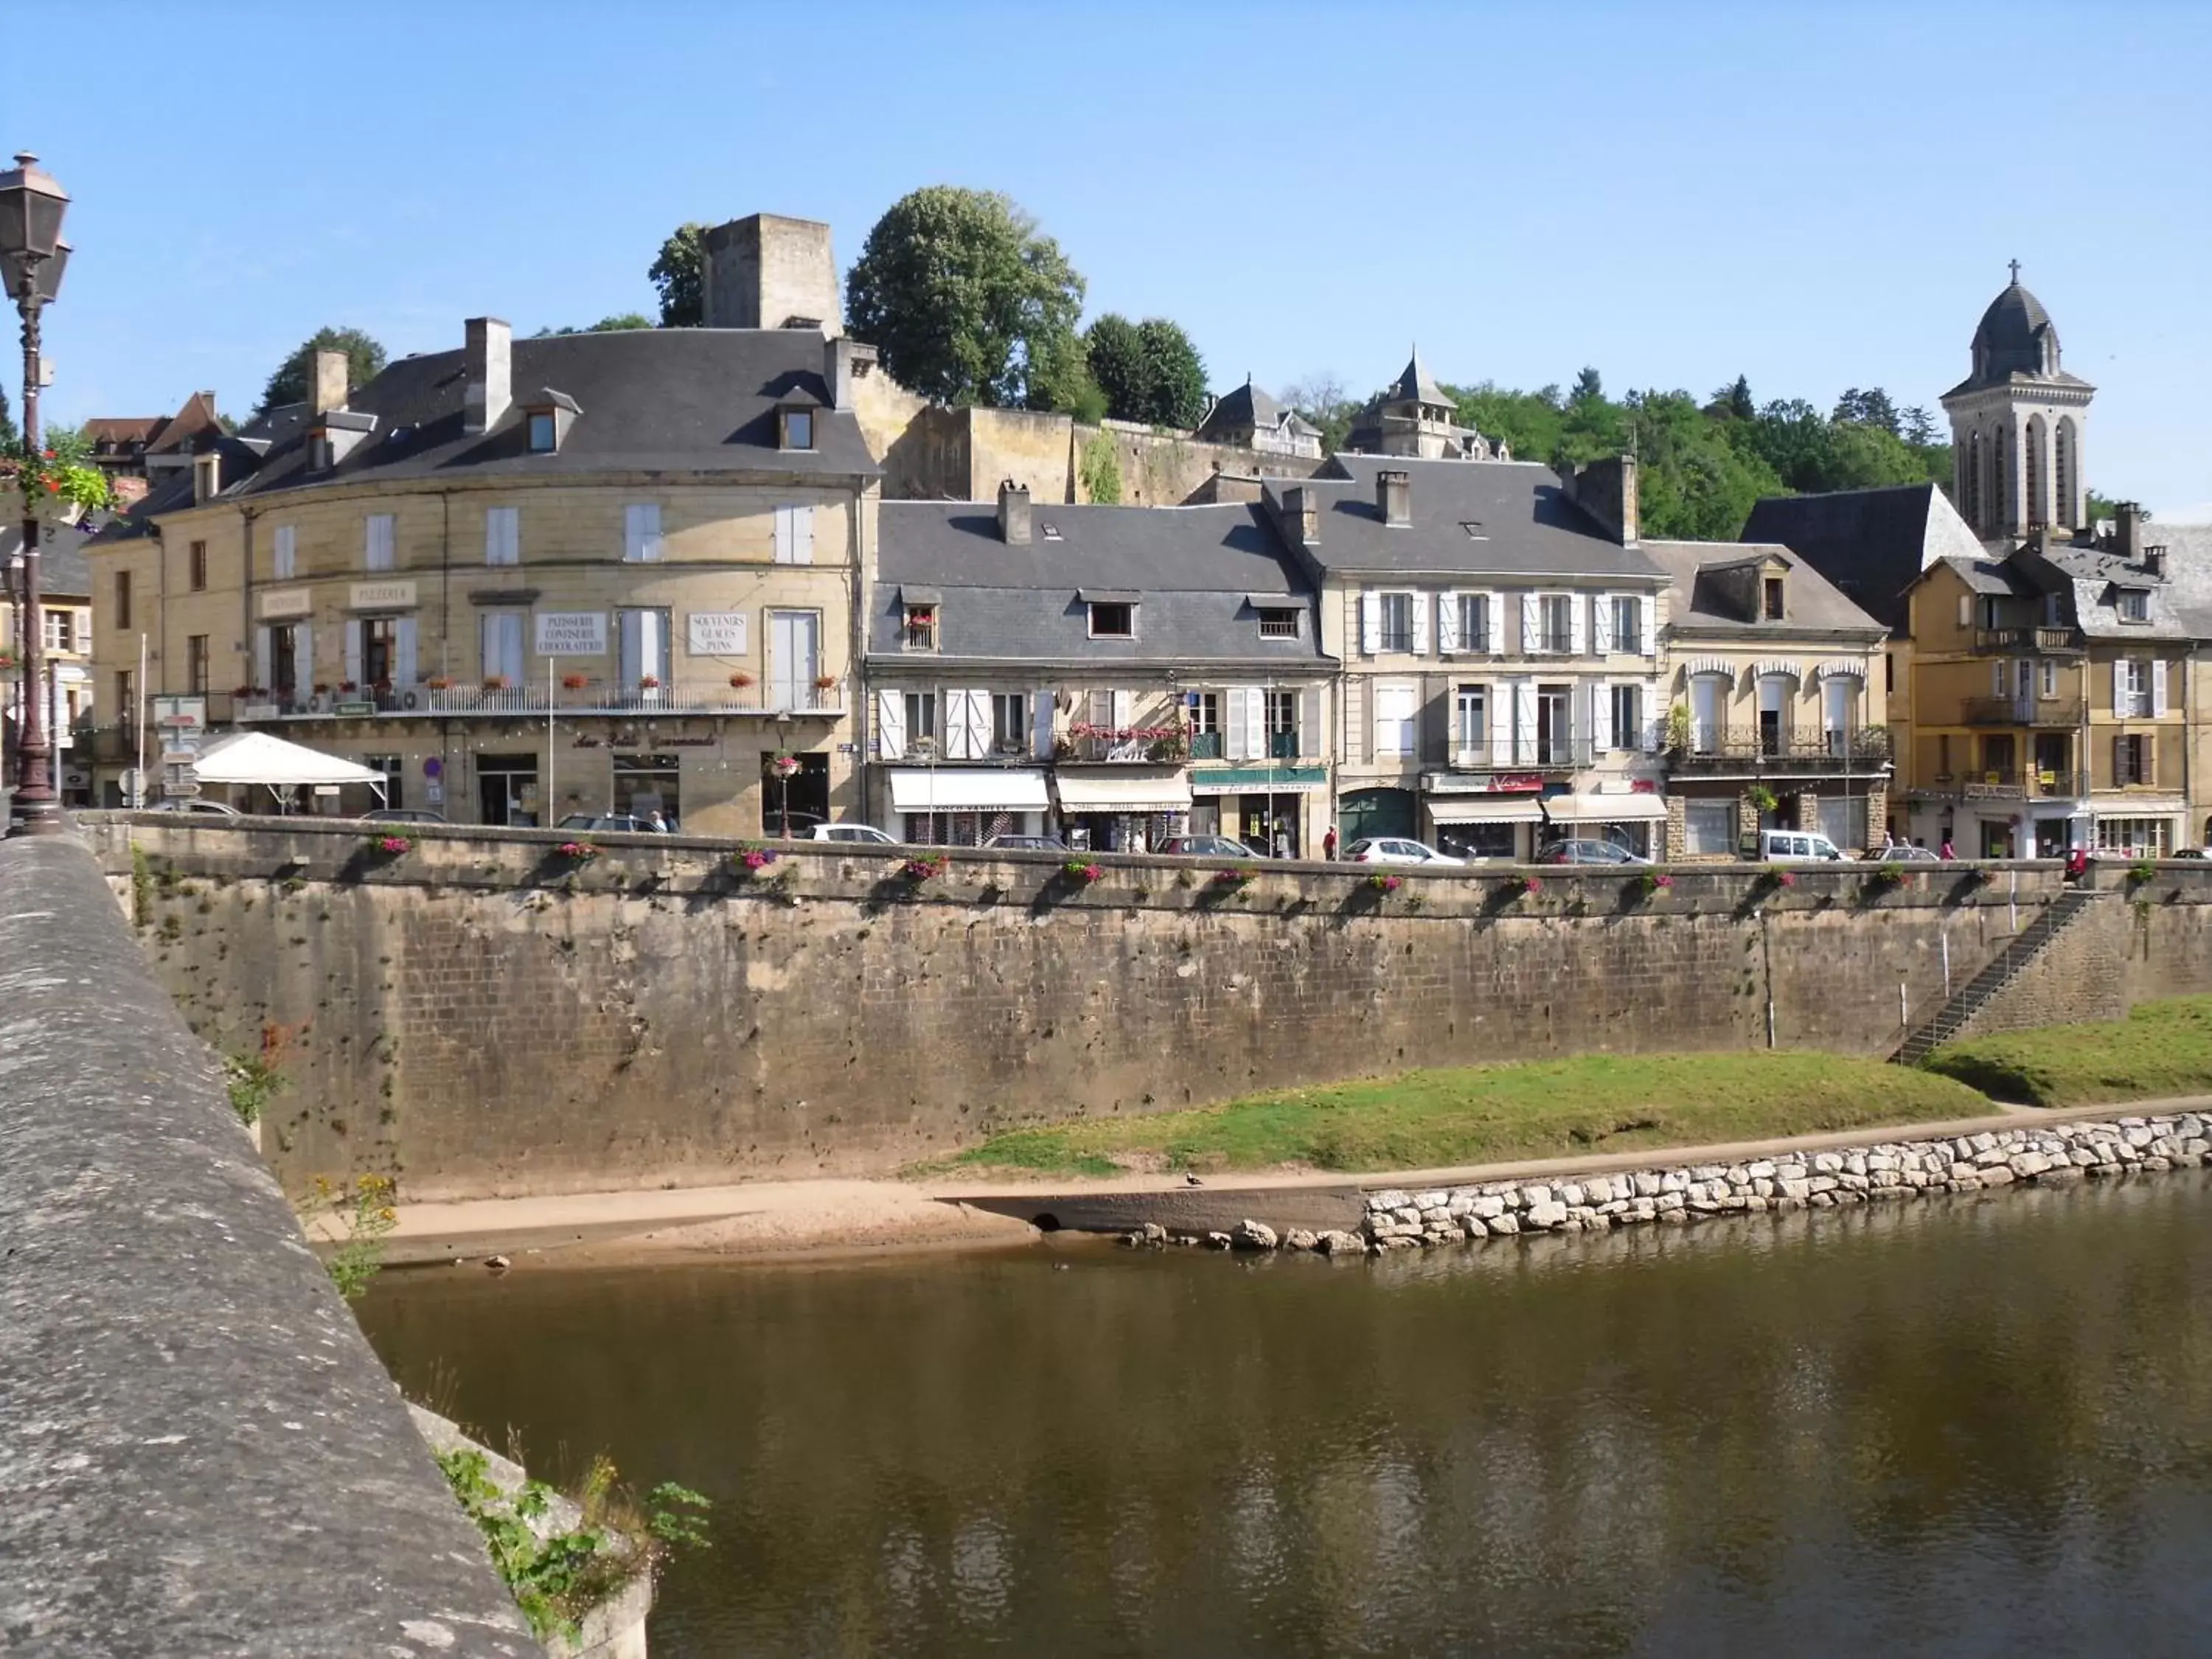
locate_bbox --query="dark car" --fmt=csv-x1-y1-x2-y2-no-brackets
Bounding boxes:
557,813,658,834
982,833,1068,852
1534,838,1649,866
1158,834,1259,859
363,807,447,824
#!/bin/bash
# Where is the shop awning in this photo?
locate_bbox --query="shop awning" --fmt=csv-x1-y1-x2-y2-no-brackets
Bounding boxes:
1543,793,1669,823
886,768,1050,813
1188,765,1329,796
1054,768,1193,813
192,731,387,788
1427,796,1544,825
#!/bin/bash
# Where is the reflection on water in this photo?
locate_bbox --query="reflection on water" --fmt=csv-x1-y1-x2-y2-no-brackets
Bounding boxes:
361,1172,2212,1657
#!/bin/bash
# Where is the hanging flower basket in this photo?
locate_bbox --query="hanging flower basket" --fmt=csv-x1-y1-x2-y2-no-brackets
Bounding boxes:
1062,860,1104,885
1745,785,1779,815
769,753,801,779
371,834,414,856
900,854,948,883
556,841,600,861
728,672,755,689
1365,872,1402,893
561,674,590,690
4,445,114,524
1634,871,1674,897
732,842,779,874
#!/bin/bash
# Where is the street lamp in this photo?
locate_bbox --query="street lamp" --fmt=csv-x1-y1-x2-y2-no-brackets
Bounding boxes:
1,150,71,836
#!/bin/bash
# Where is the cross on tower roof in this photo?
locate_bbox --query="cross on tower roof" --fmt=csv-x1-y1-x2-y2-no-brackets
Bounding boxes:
2008,258,2022,283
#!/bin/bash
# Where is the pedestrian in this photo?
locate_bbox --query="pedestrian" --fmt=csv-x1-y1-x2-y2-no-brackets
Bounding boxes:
1939,837,1955,860
1273,825,1290,860
645,808,668,833
1323,826,1338,861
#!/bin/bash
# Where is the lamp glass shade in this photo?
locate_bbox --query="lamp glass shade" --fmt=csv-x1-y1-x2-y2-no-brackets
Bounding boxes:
0,153,69,262
2,240,69,305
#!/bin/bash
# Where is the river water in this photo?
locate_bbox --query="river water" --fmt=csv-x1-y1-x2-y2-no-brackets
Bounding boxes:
362,1172,2212,1658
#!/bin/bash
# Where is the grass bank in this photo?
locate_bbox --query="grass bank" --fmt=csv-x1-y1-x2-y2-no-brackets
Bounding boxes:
938,1051,1994,1178
1924,996,2212,1107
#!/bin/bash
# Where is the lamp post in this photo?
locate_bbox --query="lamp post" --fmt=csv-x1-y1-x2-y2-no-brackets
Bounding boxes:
1,151,71,836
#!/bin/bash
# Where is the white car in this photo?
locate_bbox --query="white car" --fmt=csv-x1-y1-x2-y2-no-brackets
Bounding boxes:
1756,830,1846,863
147,798,243,817
1342,835,1461,866
810,823,898,846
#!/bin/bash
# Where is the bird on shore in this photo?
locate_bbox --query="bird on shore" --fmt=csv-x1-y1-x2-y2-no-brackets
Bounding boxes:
1185,1172,1204,1187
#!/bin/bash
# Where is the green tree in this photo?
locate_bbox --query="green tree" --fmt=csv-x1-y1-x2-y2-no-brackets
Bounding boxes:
1281,374,1357,453
1085,314,1208,427
1832,386,1901,436
0,381,13,445
650,223,706,327
255,327,386,418
1711,375,1756,421
532,313,654,337
845,187,1088,410
1450,380,1567,462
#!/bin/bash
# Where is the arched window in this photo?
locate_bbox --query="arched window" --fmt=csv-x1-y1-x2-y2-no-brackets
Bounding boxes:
2055,419,2076,528
1965,431,1983,528
2025,418,2044,529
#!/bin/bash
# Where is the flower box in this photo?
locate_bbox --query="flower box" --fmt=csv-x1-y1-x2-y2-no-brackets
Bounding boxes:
556,841,600,861
900,855,948,883
728,672,755,689
561,674,590,691
1062,860,1104,885
1365,872,1402,893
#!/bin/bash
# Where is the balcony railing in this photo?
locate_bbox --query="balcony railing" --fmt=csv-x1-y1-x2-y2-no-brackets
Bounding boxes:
1972,627,2082,655
1924,768,2092,799
238,681,845,718
1960,696,2087,727
1670,728,1893,770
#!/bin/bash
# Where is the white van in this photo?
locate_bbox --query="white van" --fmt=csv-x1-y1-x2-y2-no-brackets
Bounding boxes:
1756,829,1845,863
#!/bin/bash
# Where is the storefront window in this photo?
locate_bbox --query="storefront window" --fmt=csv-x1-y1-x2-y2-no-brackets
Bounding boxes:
614,753,681,827
1685,799,1736,856
2095,817,2171,856
1437,821,1517,861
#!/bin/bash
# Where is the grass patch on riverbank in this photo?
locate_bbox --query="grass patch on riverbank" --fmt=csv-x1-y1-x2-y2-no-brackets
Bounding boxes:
1923,996,2212,1107
936,1051,1994,1178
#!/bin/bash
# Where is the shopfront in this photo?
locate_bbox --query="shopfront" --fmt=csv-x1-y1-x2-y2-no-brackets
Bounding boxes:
1054,767,1192,854
1189,765,1329,858
886,766,1051,846
1538,791,1669,858
1427,794,1543,862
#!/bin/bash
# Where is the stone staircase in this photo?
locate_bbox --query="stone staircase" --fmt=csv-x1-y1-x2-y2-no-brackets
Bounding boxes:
1892,888,2104,1065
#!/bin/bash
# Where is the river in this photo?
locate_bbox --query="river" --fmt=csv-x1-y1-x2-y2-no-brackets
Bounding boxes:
361,1171,2212,1657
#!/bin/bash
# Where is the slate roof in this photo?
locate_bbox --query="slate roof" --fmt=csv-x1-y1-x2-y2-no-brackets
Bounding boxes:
225,328,877,499
1932,554,2036,598
1386,349,1451,408
1741,483,1982,633
1638,540,1887,637
145,392,223,456
1266,455,1666,582
0,518,99,597
2028,532,2203,642
1196,380,1281,439
869,501,1329,668
1944,277,2092,398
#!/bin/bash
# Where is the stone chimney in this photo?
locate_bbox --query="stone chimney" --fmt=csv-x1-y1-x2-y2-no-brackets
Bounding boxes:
2145,544,2166,579
827,336,874,411
308,349,347,417
1284,484,1318,547
464,316,512,434
2116,503,2144,560
1557,454,1639,546
191,450,220,506
1377,469,1411,527
997,479,1032,546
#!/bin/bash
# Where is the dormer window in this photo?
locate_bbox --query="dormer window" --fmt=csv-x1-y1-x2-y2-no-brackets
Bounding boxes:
528,412,556,453
1256,605,1301,639
899,588,940,651
521,388,580,454
1082,591,1138,639
1762,577,1785,621
779,407,815,451
2118,588,2150,622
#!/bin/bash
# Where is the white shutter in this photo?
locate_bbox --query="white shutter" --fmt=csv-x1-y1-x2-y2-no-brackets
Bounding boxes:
625,503,662,563
1958,594,1972,627
1437,592,1461,654
344,621,364,688
1484,591,1503,654
296,622,313,694
1640,593,1657,658
942,689,970,759
1224,686,1251,761
394,618,418,687
1520,594,1537,654
1300,686,1321,758
792,506,815,566
1111,689,1133,739
1243,685,1266,761
272,525,296,581
1992,659,2006,697
485,506,519,566
876,689,907,759
2153,658,2169,717
1590,681,1613,753
1491,684,1515,767
772,508,791,564
1359,591,1380,655
2112,658,2126,714
1568,593,1587,655
1033,686,1055,759
646,610,669,681
479,613,498,681
966,689,994,757
1592,595,1613,654
364,513,395,572
1514,679,1537,762
1409,593,1429,656
253,627,271,692
1642,678,1660,751
619,609,643,684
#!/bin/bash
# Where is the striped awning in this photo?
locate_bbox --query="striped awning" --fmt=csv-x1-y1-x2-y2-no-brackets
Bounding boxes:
1749,659,1805,682
1678,658,1735,681
1815,659,1868,681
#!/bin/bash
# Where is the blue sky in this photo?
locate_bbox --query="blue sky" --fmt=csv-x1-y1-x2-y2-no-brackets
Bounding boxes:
15,1,2211,517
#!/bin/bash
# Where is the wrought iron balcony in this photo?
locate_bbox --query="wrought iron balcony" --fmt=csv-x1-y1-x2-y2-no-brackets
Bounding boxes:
240,681,846,719
1669,728,1893,773
1960,696,2087,727
1971,627,2082,655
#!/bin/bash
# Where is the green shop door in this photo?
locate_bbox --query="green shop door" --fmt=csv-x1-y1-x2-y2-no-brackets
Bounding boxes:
1338,787,1416,845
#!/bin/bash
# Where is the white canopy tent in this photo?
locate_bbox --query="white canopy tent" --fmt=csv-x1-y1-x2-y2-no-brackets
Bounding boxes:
189,731,387,810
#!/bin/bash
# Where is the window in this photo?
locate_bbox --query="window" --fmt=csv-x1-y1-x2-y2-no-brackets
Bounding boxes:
782,408,814,451
1373,682,1416,757
273,525,296,581
773,504,814,565
361,616,399,685
1978,596,2003,630
1257,607,1300,639
484,506,520,566
1762,578,1785,621
2039,661,2057,698
1457,593,1491,653
1089,601,1134,639
992,693,1029,752
2118,588,2149,622
1537,594,1573,653
364,754,403,811
44,609,73,653
905,691,938,753
1378,593,1414,653
114,669,135,737
1265,688,1299,758
1454,684,1486,757
902,605,936,651
624,503,664,563
1610,595,1641,654
528,412,556,453
1686,799,1736,856
114,570,131,630
1885,652,1895,693
480,611,526,686
1189,691,1222,758
616,608,671,689
2119,658,2151,717
1609,683,1641,751
2045,591,2064,627
188,540,208,591
2115,734,2152,787
2096,817,2171,856
187,634,210,695
364,514,395,572
1536,684,1573,764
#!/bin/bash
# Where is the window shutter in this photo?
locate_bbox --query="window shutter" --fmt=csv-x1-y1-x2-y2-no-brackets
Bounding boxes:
618,609,642,684
1419,676,1448,763
967,688,992,757
392,619,418,687
1637,593,1655,657
1359,591,1380,655
1110,689,1133,735
1958,594,1972,627
294,623,314,694
1242,686,1266,762
2153,658,2169,716
1409,593,1429,656
1490,684,1514,767
485,507,519,566
877,689,906,759
1592,595,1613,654
1437,592,1461,654
1033,686,1055,759
273,525,296,581
1590,681,1613,753
2113,734,2128,781
1514,680,1537,761
364,514,394,571
1300,686,1321,758
627,503,663,563
1483,591,1503,654
943,689,970,758
1520,594,1536,654
1642,678,1661,751
479,613,498,681
344,621,364,688
1568,594,1587,655
771,507,790,564
1224,686,1251,761
2112,658,2126,714
793,506,815,566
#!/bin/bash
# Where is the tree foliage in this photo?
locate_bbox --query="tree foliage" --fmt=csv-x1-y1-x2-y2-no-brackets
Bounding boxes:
255,327,387,418
1281,374,1359,453
0,381,13,446
650,223,706,327
532,313,654,337
1084,314,1208,428
845,187,1091,411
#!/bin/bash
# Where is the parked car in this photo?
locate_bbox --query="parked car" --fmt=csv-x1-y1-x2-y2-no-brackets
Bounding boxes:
1534,838,1651,866
982,832,1068,851
363,807,447,824
762,810,827,838
812,823,900,846
1862,843,1940,861
2171,848,2212,860
1756,830,1846,863
1158,834,1259,859
147,798,242,816
1341,836,1462,866
557,813,657,834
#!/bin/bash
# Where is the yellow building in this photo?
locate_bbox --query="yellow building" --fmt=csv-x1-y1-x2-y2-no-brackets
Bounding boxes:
2,518,97,805
88,321,885,835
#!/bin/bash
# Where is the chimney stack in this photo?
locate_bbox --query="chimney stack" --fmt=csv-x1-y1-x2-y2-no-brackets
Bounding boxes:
2117,503,2144,560
308,349,347,417
1284,484,1318,547
465,316,512,434
827,336,874,411
192,451,220,506
1377,468,1411,527
997,479,1032,546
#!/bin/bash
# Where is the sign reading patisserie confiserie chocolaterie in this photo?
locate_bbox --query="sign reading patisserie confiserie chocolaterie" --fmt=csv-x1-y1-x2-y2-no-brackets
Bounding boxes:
534,611,608,655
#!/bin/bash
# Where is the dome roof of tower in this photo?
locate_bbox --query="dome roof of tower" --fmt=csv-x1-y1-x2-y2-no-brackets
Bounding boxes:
1944,271,2093,400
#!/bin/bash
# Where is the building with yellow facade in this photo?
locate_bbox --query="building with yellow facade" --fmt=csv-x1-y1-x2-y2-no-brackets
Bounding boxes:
3,519,97,806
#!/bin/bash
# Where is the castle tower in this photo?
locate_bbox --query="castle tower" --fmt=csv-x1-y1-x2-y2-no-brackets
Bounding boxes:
1939,264,2094,539
700,214,841,333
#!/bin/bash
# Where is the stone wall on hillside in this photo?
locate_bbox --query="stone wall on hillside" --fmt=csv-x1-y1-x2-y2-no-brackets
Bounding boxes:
85,818,2201,1203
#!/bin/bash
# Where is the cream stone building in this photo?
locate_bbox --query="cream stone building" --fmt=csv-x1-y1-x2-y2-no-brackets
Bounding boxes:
89,296,885,834
3,519,98,806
